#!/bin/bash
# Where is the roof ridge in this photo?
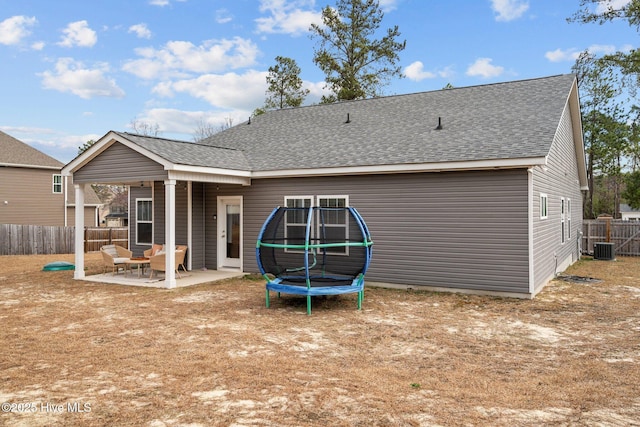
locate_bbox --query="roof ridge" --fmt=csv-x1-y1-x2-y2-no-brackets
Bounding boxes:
254,74,575,119
118,131,243,152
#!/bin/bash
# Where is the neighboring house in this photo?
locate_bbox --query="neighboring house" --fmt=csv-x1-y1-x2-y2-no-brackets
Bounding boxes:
620,203,640,221
63,74,587,298
0,130,101,226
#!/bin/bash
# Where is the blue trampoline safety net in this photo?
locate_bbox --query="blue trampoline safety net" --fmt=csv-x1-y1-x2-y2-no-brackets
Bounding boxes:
256,206,373,287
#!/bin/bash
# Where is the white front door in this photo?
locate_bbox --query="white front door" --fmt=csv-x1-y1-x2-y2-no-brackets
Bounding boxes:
217,196,242,270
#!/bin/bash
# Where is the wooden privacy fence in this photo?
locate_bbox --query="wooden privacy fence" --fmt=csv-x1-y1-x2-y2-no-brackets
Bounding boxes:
0,225,128,255
84,227,128,252
582,219,640,256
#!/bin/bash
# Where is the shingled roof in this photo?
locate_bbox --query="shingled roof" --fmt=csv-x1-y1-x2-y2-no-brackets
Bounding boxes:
78,74,579,176
112,132,251,171
0,130,64,168
199,74,578,171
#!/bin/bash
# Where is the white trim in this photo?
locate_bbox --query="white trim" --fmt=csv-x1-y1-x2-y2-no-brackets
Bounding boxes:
135,198,153,245
187,181,192,271
62,131,553,183
62,131,252,183
74,183,85,280
63,131,171,175
252,157,548,179
170,164,251,178
64,175,68,226
52,174,63,193
164,179,177,288
528,168,534,294
168,169,250,185
0,162,61,170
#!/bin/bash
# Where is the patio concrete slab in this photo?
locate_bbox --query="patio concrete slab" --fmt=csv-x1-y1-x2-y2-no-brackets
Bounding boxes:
82,269,245,288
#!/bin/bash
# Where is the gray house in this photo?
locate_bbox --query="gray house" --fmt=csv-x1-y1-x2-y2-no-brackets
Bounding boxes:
62,74,587,298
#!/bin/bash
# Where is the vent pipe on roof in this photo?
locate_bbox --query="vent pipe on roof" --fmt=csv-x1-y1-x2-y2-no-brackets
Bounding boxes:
247,116,251,125
345,113,351,124
435,117,443,130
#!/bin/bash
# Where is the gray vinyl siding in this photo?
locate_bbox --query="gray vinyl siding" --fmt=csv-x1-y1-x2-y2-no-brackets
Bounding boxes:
228,169,530,294
0,167,65,226
191,183,206,270
73,142,167,183
204,184,218,268
145,181,201,268
532,103,584,292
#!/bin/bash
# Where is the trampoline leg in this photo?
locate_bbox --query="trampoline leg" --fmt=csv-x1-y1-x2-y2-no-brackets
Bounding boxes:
265,289,270,308
357,291,363,310
306,295,312,315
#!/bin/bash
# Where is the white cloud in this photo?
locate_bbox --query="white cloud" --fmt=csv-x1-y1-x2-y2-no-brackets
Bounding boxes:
545,44,618,62
595,0,631,14
490,0,529,22
466,57,504,78
215,9,233,24
378,0,400,12
58,20,97,48
154,70,268,111
31,41,45,50
40,58,125,99
0,15,37,46
122,37,260,79
256,0,323,35
148,0,187,6
137,108,248,135
404,62,455,81
404,61,436,81
129,23,152,39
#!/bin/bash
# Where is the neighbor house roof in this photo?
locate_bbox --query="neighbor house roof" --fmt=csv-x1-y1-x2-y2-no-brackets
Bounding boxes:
0,130,64,169
65,74,585,183
620,203,640,213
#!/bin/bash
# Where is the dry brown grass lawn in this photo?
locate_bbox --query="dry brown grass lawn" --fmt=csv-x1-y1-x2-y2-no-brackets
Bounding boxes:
1,253,639,426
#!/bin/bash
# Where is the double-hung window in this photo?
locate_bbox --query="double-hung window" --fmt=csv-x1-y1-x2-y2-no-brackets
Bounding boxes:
567,199,572,240
136,198,153,245
540,193,548,219
560,197,566,244
317,196,349,254
52,174,63,194
283,195,349,254
285,196,312,250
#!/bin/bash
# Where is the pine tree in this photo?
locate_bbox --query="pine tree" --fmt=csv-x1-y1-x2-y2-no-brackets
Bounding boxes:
310,0,405,103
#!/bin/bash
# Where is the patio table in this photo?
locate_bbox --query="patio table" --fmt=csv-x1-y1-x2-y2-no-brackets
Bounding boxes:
125,257,150,278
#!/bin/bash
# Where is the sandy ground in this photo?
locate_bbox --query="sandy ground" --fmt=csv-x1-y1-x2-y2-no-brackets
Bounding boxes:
1,253,639,426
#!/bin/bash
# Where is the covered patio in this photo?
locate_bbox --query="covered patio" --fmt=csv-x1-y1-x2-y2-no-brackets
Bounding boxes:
62,131,251,289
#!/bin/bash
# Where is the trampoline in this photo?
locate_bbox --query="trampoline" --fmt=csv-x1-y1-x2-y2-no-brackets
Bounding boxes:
256,205,373,314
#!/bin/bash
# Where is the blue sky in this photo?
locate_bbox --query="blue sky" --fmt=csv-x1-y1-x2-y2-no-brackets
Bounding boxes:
0,0,637,163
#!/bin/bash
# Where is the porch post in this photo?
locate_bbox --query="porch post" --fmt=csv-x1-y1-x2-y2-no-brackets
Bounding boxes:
164,179,177,288
74,183,85,279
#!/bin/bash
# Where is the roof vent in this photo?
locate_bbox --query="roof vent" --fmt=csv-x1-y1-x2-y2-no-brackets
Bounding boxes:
345,113,351,124
435,117,443,130
247,116,251,125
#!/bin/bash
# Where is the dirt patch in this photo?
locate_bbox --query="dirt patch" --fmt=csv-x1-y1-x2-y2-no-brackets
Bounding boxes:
1,254,639,426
